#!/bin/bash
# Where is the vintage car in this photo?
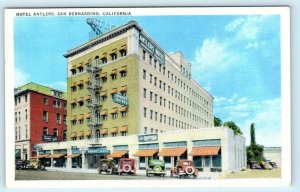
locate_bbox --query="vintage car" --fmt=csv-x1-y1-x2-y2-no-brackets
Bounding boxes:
170,159,198,179
97,159,118,174
260,161,273,170
28,159,45,170
118,158,136,176
248,161,261,169
146,159,166,177
269,161,278,169
15,159,28,170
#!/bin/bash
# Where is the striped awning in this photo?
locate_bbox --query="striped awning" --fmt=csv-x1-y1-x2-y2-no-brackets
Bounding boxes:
120,125,128,132
110,127,118,134
48,153,66,158
77,131,84,137
119,66,127,73
110,108,118,114
77,114,84,120
110,69,117,75
189,146,221,156
120,106,128,112
100,91,107,97
100,110,108,116
85,130,92,137
107,150,128,158
70,99,77,104
100,128,108,135
71,132,77,138
133,149,158,157
120,85,127,92
35,154,50,158
65,154,81,158
77,63,83,68
71,116,77,121
100,72,107,78
111,88,118,94
158,148,187,157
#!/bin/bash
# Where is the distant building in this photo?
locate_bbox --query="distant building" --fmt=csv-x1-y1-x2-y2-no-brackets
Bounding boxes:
14,82,67,160
264,147,282,167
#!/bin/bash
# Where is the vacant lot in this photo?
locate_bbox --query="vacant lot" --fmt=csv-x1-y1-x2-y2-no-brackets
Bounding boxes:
222,168,281,179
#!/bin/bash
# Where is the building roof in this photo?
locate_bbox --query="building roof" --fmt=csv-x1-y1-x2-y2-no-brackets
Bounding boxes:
14,82,67,100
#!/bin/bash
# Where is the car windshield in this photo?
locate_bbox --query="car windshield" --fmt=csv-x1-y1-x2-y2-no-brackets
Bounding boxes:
182,161,191,165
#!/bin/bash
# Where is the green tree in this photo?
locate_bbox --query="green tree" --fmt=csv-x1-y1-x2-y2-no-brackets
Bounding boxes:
250,123,256,145
246,123,265,163
214,116,222,127
223,121,243,135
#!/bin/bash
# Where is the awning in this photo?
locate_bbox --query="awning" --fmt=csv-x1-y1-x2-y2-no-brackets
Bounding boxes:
119,66,127,73
120,106,128,112
71,82,77,87
85,113,91,119
35,154,50,158
100,72,107,78
70,65,76,71
120,125,128,132
110,127,118,134
71,116,77,121
77,131,84,137
70,99,77,104
107,150,128,158
158,147,187,157
120,85,127,92
77,114,84,120
77,97,84,103
85,130,92,137
100,110,108,116
77,63,83,68
133,149,158,157
111,88,118,94
110,69,117,76
85,78,90,83
189,146,221,156
85,59,91,65
100,91,107,97
110,108,118,114
77,80,84,85
65,154,81,158
100,129,108,135
71,132,77,138
85,95,91,100
48,153,67,158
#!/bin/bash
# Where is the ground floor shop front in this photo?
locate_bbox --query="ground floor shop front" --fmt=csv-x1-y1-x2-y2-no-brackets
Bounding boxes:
34,127,246,174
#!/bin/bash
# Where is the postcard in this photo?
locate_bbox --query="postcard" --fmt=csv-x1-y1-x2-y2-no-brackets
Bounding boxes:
4,7,290,188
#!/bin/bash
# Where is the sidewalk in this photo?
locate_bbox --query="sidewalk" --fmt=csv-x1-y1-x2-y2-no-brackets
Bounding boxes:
46,167,221,179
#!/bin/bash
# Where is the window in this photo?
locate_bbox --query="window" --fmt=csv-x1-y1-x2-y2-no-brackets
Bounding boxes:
121,91,127,97
159,97,162,106
168,86,170,94
72,120,77,125
159,63,162,72
163,83,166,91
112,74,117,80
121,111,127,117
79,84,84,89
25,94,28,102
154,77,157,86
160,114,163,123
63,130,67,141
101,57,107,64
25,125,28,139
142,50,146,60
15,112,17,123
43,97,48,105
154,60,157,69
155,112,158,121
78,66,83,73
56,114,61,124
15,98,17,106
163,99,166,107
143,70,146,80
155,129,158,133
71,103,77,109
159,80,162,89
43,127,48,135
53,128,58,137
163,66,165,75
18,112,21,121
151,128,154,133
18,127,21,140
150,110,153,119
120,71,127,77
63,102,67,108
144,107,147,118
111,53,117,60
121,132,128,136
112,133,117,137
143,88,147,98
43,111,48,122
112,113,118,119
154,94,157,103
63,115,67,125
150,91,153,101
164,115,166,124
15,127,17,140
150,74,153,83
79,119,84,124
120,49,127,57
149,55,152,65
144,127,147,134
18,97,20,103
71,86,77,92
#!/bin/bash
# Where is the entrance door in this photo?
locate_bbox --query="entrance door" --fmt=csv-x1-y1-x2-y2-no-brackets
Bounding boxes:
139,157,146,169
204,156,211,172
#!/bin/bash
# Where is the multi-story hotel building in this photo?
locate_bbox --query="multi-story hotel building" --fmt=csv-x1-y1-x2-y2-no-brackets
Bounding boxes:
36,20,245,173
64,20,214,142
14,82,67,160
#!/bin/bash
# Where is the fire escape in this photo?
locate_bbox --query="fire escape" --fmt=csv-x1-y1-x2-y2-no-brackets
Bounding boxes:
86,58,101,142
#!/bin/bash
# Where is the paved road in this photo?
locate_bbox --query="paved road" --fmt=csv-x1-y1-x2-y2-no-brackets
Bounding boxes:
15,170,182,180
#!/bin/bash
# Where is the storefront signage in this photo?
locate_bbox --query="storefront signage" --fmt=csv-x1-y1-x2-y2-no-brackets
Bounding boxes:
112,94,128,106
139,33,165,65
39,150,51,155
85,147,110,154
138,134,158,142
42,135,58,142
72,147,82,154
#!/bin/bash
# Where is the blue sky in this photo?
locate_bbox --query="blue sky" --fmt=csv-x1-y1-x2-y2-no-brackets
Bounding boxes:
14,15,281,147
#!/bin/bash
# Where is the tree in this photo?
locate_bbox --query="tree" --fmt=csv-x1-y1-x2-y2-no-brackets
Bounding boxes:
250,123,256,145
214,116,222,127
223,121,243,135
246,123,265,163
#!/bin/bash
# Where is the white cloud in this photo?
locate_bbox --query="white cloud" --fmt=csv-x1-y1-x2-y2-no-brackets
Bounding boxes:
14,67,30,87
214,95,281,146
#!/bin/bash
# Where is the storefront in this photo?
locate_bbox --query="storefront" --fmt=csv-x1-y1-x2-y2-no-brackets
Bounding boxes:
107,145,129,164
85,146,110,169
65,147,82,168
189,139,222,172
158,141,187,169
133,143,159,170
36,150,51,167
48,149,67,167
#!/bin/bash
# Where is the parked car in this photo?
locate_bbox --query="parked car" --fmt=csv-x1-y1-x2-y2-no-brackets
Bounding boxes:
28,159,45,170
146,159,166,177
15,160,30,170
260,161,273,170
97,159,118,174
118,158,136,176
248,161,261,169
170,159,198,179
269,161,278,169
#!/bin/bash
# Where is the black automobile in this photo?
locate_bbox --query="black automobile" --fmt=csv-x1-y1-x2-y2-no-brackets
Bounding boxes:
15,160,30,170
269,161,278,169
248,161,261,169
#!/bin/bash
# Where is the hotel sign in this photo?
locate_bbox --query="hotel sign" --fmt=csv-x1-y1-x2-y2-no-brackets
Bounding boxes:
139,33,165,64
112,94,128,106
85,147,110,154
138,134,158,142
42,135,58,142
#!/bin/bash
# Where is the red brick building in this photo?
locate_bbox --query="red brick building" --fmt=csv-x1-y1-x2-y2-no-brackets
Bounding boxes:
14,82,67,160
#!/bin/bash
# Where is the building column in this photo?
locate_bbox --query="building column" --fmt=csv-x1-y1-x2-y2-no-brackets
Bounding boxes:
171,156,174,167
145,157,149,169
66,149,72,169
50,150,54,167
81,148,86,170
